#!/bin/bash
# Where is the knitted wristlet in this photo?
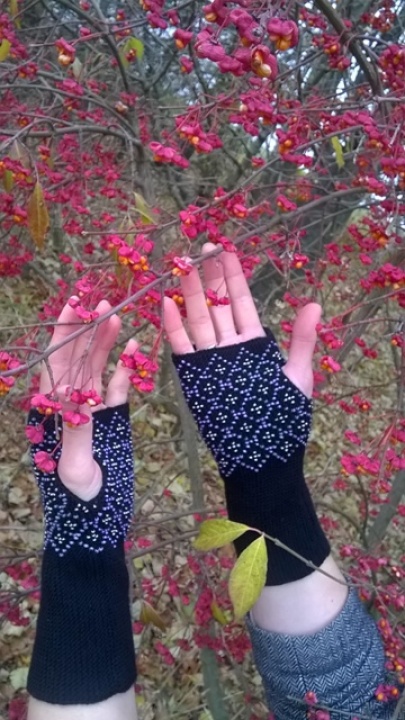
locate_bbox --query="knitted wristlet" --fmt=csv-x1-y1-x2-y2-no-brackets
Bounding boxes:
173,332,330,586
27,403,136,704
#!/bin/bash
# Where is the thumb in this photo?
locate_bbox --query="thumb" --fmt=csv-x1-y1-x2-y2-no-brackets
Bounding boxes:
283,303,321,398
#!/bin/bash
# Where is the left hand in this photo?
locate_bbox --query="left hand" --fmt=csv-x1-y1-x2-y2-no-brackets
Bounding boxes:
37,298,137,500
163,243,320,399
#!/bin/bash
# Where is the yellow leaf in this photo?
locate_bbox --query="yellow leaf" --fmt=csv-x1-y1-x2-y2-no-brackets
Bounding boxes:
229,536,267,619
210,601,229,625
9,139,30,168
3,169,14,192
194,519,248,551
10,0,21,28
331,136,345,169
134,192,156,225
140,601,167,632
0,39,11,62
27,181,49,251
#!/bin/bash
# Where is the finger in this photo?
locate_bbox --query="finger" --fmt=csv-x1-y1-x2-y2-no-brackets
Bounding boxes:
180,264,217,350
90,302,122,390
163,297,194,355
68,317,97,392
40,301,81,394
283,303,321,398
201,243,238,346
68,300,117,395
221,252,265,340
105,338,138,407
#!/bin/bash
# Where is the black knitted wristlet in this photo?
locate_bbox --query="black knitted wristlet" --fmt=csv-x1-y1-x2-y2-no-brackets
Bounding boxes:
173,332,330,586
27,403,136,704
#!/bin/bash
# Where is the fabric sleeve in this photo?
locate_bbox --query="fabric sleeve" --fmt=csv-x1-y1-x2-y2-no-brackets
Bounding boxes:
246,587,398,720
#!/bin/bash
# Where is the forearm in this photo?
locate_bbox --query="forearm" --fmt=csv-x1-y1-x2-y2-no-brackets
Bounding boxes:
28,688,137,720
252,554,347,635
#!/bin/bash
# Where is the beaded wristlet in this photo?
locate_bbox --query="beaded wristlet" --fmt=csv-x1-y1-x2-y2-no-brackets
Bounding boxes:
173,333,330,586
27,404,136,704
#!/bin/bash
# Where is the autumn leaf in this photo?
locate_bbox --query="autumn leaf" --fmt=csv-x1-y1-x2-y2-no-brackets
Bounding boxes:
140,601,167,631
71,57,83,80
9,667,28,691
229,536,267,619
27,181,50,251
331,136,345,169
9,139,30,168
194,519,248,551
210,601,230,625
134,192,156,225
3,170,14,192
10,0,21,29
0,39,11,62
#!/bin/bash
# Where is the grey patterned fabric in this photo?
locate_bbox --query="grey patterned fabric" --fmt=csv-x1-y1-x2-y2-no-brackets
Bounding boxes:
247,587,401,719
28,403,134,556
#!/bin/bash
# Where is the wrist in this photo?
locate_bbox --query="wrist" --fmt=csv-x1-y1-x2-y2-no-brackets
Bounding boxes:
224,452,330,586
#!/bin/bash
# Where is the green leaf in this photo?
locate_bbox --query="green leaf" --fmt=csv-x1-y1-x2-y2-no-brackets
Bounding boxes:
331,136,345,169
194,519,248,551
210,600,230,625
0,39,11,62
134,191,156,224
120,37,144,67
27,181,50,251
229,535,267,619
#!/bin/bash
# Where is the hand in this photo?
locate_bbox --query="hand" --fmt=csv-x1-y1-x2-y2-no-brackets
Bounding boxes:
163,243,321,399
163,244,326,585
36,298,137,501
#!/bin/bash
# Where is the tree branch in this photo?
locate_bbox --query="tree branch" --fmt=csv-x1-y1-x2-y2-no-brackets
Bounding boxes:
313,0,383,96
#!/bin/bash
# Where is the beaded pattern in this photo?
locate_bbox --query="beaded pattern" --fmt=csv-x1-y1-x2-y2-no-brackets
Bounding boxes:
174,338,312,477
28,405,134,556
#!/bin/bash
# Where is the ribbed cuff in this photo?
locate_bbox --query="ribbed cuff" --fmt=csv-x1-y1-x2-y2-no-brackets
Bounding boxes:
27,543,136,705
224,449,330,585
